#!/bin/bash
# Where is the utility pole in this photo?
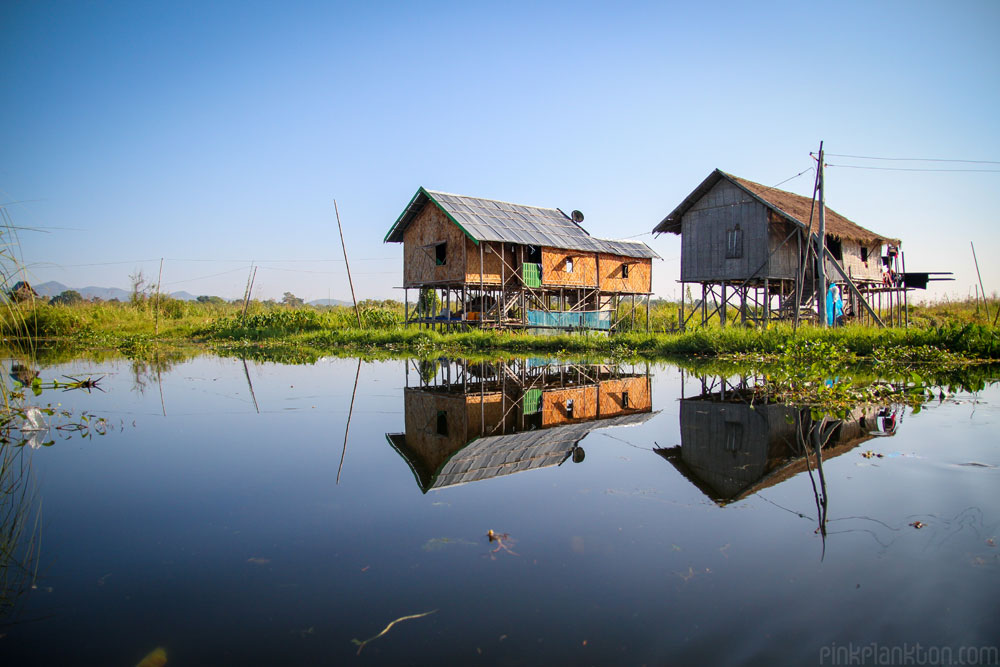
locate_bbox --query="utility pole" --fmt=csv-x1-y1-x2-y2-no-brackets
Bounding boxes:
816,141,827,328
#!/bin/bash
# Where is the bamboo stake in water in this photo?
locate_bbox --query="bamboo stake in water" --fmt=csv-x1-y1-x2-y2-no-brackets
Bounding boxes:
334,199,362,328
154,258,163,335
971,242,991,322
337,358,362,484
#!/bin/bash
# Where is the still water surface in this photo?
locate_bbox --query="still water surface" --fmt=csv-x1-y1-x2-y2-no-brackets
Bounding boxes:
4,356,998,665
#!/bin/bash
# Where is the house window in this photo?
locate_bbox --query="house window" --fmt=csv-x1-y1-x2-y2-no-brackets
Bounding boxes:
726,225,743,259
436,410,448,436
826,235,843,261
435,242,447,266
861,246,869,264
724,420,743,452
566,399,575,419
621,391,630,408
565,258,574,273
621,263,629,278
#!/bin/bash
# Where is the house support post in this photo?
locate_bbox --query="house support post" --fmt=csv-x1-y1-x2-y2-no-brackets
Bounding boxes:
720,282,727,327
701,284,707,327
679,283,685,332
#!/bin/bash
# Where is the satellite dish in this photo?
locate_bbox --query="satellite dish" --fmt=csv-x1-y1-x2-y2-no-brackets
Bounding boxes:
571,210,585,223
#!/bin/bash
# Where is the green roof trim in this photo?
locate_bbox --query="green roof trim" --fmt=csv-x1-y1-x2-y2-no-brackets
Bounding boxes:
384,186,479,245
422,188,479,245
383,188,423,243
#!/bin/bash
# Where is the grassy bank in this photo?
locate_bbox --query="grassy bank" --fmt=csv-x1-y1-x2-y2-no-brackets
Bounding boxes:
5,296,1000,362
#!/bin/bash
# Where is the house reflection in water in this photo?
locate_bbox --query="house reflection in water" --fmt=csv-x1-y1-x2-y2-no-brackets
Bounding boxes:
387,359,656,492
657,374,900,505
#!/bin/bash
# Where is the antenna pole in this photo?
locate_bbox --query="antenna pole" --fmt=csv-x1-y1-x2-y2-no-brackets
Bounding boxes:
335,199,362,328
816,141,827,328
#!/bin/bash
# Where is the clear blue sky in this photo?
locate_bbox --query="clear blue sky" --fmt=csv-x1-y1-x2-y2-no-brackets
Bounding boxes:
3,0,998,302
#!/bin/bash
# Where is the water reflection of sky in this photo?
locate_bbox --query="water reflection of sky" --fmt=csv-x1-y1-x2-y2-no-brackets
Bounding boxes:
4,356,998,665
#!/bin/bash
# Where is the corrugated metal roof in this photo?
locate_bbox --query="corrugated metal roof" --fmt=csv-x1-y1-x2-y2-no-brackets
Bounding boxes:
385,187,660,259
429,411,657,490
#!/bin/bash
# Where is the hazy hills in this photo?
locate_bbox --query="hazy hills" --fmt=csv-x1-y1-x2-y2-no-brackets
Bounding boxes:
32,281,351,306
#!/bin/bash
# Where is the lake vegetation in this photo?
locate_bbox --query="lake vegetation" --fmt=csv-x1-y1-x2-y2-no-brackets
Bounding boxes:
4,294,1000,364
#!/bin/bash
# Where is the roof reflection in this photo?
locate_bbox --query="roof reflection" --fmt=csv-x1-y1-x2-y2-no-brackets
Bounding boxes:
387,359,656,492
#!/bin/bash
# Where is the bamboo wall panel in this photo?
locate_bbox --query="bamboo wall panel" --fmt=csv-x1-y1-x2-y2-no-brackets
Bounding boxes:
402,391,474,473
766,213,802,280
597,377,652,416
403,204,468,286
541,248,597,287
542,386,598,426
465,391,513,435
464,240,506,285
598,254,652,293
827,238,884,283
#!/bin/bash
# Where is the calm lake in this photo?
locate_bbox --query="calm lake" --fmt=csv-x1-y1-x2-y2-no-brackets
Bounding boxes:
3,354,998,666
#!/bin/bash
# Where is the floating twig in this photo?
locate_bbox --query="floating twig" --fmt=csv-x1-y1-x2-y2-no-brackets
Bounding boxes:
352,609,437,655
487,529,518,558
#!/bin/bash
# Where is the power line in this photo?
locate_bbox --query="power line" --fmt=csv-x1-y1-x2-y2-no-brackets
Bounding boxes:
824,153,1000,165
767,166,815,191
826,163,1000,173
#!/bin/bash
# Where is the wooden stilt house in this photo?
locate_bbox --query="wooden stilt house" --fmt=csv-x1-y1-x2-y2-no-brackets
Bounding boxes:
385,188,660,331
656,374,897,505
386,359,656,492
654,170,906,327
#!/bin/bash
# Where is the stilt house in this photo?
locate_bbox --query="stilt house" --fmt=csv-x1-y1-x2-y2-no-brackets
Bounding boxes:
385,188,659,331
654,170,905,327
386,359,655,492
656,374,897,505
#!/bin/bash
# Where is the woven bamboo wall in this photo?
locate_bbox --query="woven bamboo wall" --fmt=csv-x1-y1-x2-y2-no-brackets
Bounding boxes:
542,386,598,426
541,248,597,287
828,238,884,283
465,391,515,435
598,254,652,293
401,391,474,473
403,204,468,286
464,240,507,285
597,377,651,415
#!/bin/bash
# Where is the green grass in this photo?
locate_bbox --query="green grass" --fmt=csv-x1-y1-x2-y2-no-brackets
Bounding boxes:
6,296,1000,361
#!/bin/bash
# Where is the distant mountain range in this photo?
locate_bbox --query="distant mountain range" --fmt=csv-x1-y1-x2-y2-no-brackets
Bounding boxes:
308,298,354,307
31,281,354,306
34,281,201,302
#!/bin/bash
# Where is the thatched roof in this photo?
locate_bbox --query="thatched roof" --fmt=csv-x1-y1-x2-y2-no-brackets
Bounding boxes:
386,187,660,259
654,169,900,246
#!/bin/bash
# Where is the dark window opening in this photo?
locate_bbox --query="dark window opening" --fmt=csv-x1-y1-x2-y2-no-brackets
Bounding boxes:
436,411,448,436
621,263,629,278
526,245,541,263
621,391,630,408
435,242,447,266
724,420,744,452
565,257,574,273
826,235,843,261
565,399,575,419
726,225,743,259
861,246,869,264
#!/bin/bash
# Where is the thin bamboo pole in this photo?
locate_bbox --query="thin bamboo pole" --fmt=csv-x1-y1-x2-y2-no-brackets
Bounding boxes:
971,241,991,322
337,358,362,485
334,199,362,328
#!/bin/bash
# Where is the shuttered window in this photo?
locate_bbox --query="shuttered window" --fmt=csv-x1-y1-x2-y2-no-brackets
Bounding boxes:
726,225,743,259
